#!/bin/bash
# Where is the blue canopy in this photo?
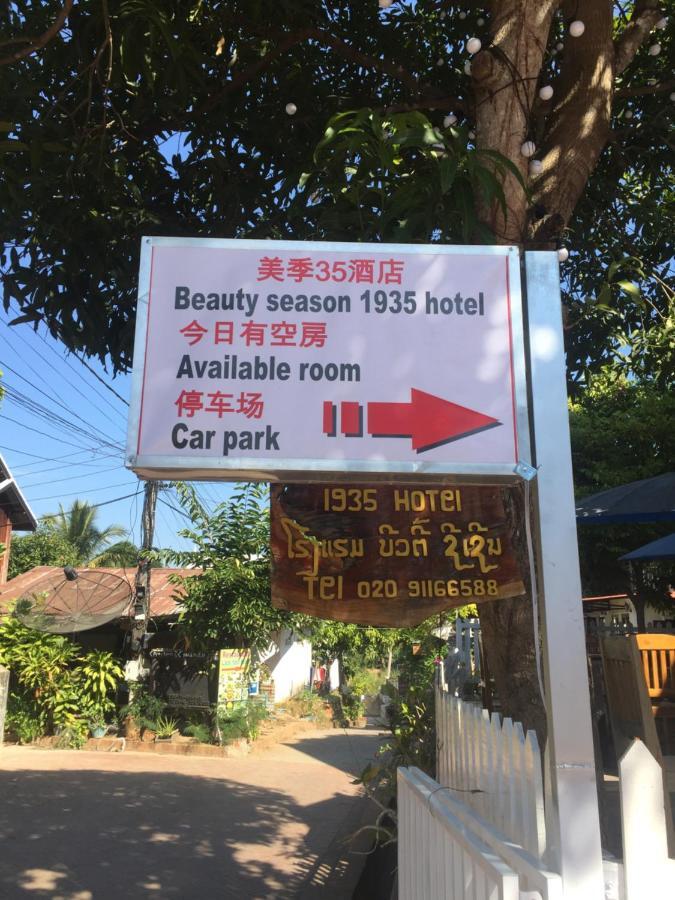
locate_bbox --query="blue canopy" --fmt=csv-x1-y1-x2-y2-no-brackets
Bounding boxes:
576,473,675,524
620,532,675,562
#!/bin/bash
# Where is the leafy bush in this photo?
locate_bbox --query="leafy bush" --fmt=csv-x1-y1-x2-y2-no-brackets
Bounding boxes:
119,683,165,733
183,723,213,744
216,700,269,744
0,616,125,743
5,693,44,744
154,715,179,739
285,689,329,723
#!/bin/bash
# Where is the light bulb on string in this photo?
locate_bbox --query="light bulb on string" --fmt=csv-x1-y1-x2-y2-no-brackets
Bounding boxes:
378,0,393,8
459,11,467,20
557,247,569,263
624,109,633,119
468,131,476,140
464,60,472,75
285,102,297,116
436,58,445,66
529,159,543,176
648,43,661,56
466,38,482,54
443,113,458,127
477,18,485,27
670,92,675,101
539,85,554,101
520,140,536,158
569,21,585,37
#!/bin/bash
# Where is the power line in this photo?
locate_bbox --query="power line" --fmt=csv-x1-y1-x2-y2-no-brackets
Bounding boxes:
22,464,125,489
2,310,128,422
72,351,130,406
3,386,123,453
0,415,119,452
37,490,142,521
0,354,124,447
0,444,117,465
29,479,138,503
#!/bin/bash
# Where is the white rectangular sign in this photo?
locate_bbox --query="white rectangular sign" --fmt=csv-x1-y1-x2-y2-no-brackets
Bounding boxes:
126,238,530,482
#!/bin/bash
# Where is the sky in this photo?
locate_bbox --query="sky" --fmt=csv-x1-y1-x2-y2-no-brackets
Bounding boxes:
0,303,235,552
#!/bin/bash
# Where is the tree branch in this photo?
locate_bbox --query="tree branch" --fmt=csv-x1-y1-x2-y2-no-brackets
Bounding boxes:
616,78,674,97
0,0,74,68
614,1,662,75
532,0,615,243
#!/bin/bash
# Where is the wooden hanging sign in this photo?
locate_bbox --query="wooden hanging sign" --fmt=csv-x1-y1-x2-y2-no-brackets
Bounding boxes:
271,483,525,626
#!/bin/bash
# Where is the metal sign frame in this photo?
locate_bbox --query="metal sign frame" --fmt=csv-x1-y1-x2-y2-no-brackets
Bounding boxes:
126,237,531,483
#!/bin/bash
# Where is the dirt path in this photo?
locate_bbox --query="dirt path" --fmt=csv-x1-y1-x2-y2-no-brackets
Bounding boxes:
0,727,388,900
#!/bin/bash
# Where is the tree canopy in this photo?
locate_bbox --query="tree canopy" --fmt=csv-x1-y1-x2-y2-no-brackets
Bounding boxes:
0,1,672,391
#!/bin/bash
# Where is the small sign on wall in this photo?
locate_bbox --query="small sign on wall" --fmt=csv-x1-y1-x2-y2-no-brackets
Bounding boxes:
271,483,525,626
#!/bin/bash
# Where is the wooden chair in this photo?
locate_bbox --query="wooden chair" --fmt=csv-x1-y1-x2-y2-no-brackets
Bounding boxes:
600,634,674,854
635,633,675,755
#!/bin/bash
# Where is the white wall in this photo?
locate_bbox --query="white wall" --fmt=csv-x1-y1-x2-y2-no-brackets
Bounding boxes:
263,629,312,703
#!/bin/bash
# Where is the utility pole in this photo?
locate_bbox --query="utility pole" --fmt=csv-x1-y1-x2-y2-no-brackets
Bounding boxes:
130,479,159,659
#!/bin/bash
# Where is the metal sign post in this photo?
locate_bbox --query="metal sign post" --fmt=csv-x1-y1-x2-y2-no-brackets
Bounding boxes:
525,252,604,898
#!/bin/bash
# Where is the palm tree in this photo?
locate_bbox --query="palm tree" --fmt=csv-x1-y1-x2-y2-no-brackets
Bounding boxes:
44,500,137,566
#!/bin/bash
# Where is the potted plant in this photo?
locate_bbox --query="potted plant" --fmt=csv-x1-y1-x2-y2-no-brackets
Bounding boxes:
88,713,108,739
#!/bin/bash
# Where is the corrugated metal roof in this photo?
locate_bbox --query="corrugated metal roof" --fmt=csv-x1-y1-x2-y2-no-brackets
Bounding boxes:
0,453,37,531
0,566,202,618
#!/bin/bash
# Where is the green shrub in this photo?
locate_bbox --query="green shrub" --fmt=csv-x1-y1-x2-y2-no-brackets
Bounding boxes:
183,723,213,743
154,715,179,739
216,700,269,744
5,693,44,744
119,683,165,732
0,617,125,743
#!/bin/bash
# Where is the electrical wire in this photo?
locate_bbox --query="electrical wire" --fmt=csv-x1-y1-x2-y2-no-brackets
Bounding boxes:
29,479,137,503
37,490,143,521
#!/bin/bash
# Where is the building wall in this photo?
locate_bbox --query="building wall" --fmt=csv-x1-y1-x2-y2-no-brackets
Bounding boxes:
264,629,312,703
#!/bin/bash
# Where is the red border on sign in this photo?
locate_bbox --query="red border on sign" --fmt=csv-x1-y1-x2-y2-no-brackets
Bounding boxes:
504,255,519,462
136,246,156,456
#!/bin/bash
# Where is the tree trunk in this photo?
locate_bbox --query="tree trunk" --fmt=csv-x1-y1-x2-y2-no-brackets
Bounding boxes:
478,484,547,743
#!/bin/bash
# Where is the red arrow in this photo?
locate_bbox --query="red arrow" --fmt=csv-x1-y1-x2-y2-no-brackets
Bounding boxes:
367,389,500,453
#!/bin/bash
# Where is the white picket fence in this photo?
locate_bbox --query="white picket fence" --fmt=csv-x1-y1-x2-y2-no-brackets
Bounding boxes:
401,686,674,899
436,686,547,860
398,767,563,900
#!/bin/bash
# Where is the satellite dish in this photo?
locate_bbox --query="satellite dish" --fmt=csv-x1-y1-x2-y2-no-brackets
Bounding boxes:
14,568,133,633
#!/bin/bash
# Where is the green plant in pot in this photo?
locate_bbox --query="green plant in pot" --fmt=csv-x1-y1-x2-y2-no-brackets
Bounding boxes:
119,682,165,739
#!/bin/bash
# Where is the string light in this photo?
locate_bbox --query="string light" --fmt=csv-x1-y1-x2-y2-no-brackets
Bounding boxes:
529,159,543,175
459,11,467,20
557,247,569,263
539,85,554,101
477,18,485,27
556,42,564,51
656,17,668,29
436,58,445,66
624,109,633,119
468,130,476,140
670,92,675,101
378,0,393,8
520,140,536,158
443,113,458,127
648,43,661,56
466,37,482,54
569,21,585,37
285,102,297,115
464,60,472,74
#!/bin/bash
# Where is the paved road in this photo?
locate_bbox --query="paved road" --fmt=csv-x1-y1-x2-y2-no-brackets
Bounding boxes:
0,728,387,900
